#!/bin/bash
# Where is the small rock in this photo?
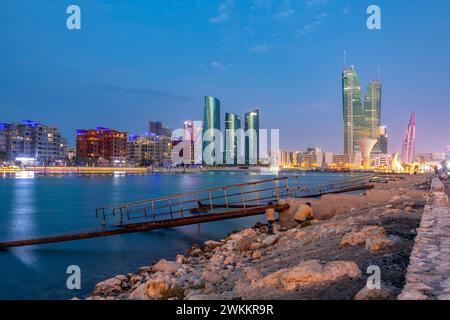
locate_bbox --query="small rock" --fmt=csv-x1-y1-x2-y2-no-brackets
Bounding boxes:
365,237,392,252
252,250,262,260
202,270,223,285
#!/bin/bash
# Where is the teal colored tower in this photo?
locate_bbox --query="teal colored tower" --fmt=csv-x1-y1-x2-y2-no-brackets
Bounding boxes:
342,66,363,155
202,96,221,165
245,109,259,165
224,112,241,165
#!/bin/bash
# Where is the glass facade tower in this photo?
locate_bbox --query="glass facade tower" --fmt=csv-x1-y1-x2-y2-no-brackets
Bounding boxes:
342,66,363,155
343,65,383,155
245,109,259,165
202,96,221,165
224,113,241,165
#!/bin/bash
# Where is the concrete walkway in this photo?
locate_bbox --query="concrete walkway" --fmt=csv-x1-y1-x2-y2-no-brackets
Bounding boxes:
399,177,450,300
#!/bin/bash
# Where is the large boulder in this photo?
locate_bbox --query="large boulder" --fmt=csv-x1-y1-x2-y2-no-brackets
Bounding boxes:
91,275,128,297
146,278,169,299
261,234,280,248
253,260,361,291
152,259,182,274
340,226,386,247
128,283,150,300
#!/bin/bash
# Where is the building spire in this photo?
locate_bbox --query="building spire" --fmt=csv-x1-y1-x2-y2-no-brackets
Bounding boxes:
377,64,381,81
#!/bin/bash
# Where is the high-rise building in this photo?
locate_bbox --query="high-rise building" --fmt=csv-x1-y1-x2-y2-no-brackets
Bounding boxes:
401,112,416,164
202,96,221,165
224,113,241,165
245,109,259,165
0,120,68,164
342,63,383,155
365,79,382,152
148,119,172,137
178,120,203,165
76,127,128,162
342,66,363,155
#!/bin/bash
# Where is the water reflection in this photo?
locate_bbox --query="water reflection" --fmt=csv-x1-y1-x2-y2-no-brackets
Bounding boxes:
10,179,37,268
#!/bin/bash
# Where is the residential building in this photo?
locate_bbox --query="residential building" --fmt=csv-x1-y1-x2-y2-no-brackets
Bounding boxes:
76,127,128,162
0,120,68,164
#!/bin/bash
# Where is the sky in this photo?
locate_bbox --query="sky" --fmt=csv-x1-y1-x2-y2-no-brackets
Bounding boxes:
1,0,449,153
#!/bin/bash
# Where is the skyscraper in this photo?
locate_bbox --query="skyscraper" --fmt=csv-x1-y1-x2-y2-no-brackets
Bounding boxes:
202,96,221,165
364,79,382,151
342,66,363,155
342,63,383,155
245,109,259,165
224,113,241,165
401,112,416,164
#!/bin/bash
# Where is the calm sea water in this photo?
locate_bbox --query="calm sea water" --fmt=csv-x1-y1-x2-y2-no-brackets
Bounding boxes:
0,171,353,300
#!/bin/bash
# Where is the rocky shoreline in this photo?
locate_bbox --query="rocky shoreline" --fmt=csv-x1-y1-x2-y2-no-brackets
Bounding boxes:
85,174,431,300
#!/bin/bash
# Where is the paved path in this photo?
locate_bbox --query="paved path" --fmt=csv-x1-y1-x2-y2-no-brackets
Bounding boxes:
399,177,450,300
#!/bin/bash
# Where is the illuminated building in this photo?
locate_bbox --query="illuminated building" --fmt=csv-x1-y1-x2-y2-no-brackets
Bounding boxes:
401,112,416,164
446,146,450,161
0,120,68,164
76,127,128,162
245,109,260,165
342,62,383,155
342,65,362,155
128,133,172,166
202,96,221,165
224,113,242,165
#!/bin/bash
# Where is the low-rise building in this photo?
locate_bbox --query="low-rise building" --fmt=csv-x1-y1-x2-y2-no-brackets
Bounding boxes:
128,133,172,166
76,127,128,163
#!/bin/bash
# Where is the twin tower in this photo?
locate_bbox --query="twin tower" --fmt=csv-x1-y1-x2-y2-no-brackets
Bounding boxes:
342,65,386,156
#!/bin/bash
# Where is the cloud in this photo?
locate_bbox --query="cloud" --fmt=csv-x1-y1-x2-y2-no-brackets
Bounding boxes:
296,8,328,37
305,0,329,7
249,44,272,53
209,14,229,24
314,12,328,19
209,0,234,24
274,9,296,19
296,20,322,36
210,61,229,72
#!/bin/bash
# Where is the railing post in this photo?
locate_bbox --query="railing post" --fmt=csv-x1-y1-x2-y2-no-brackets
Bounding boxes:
241,187,246,208
143,203,148,219
179,197,183,218
209,192,213,212
224,189,229,208
152,201,156,221
169,199,173,219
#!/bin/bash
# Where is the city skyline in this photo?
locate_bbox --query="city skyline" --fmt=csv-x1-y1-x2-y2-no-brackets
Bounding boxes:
1,1,450,153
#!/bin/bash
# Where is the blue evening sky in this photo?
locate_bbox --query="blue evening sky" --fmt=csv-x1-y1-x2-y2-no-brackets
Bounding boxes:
1,0,449,153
